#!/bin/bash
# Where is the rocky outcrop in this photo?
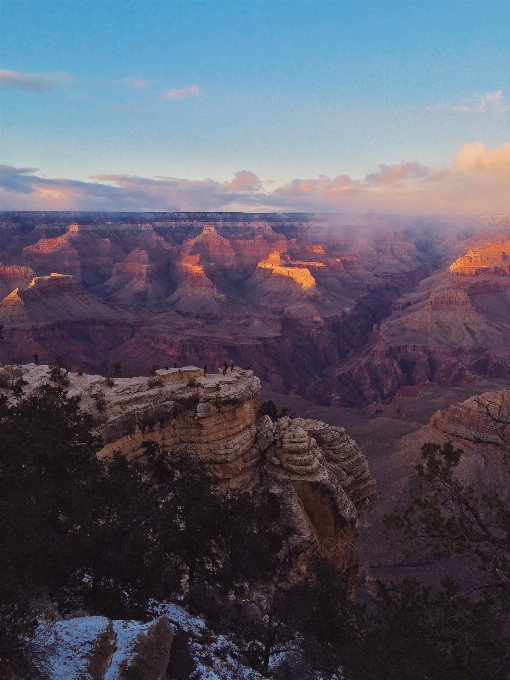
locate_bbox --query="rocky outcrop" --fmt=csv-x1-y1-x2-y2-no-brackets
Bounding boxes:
14,364,376,578
0,274,133,325
0,262,35,299
92,248,174,306
450,241,510,277
430,389,510,449
394,389,510,502
39,614,173,680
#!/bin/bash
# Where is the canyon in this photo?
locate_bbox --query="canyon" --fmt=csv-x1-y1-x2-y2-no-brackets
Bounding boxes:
1,210,510,588
0,211,508,404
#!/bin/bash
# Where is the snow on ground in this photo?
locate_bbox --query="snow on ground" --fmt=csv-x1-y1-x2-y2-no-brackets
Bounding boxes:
37,616,113,679
154,601,207,638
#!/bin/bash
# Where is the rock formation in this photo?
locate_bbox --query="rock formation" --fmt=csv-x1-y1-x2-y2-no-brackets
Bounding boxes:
392,389,510,505
0,212,439,391
450,240,510,277
0,274,137,374
13,364,377,580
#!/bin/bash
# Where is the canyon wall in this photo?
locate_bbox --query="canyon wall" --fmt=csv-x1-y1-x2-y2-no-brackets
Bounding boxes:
13,364,377,581
314,237,510,407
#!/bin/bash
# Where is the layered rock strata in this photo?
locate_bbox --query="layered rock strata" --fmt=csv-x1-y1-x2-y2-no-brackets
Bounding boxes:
12,364,376,579
450,241,510,277
394,389,510,503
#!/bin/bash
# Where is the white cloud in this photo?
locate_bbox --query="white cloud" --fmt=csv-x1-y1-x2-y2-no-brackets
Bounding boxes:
163,86,200,101
435,90,509,114
0,69,75,93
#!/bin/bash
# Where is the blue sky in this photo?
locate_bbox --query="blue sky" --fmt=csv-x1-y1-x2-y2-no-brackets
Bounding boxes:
1,0,509,212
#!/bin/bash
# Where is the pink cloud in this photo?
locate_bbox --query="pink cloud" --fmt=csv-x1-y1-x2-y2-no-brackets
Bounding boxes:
1,142,509,214
455,141,510,176
223,171,262,192
365,162,428,187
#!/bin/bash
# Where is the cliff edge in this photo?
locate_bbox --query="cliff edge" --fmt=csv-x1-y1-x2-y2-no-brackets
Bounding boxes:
12,364,377,580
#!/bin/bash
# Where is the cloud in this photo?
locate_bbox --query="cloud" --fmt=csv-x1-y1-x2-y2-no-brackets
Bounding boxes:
118,77,151,89
0,168,268,211
0,165,40,192
455,141,510,176
435,90,510,114
223,171,262,192
365,162,428,187
274,174,360,198
1,143,510,214
0,69,75,93
163,86,200,101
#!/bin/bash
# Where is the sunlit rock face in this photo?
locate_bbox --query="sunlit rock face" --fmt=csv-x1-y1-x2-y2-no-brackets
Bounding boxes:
0,274,136,374
14,364,376,580
450,241,510,277
257,251,317,289
0,214,439,387
0,262,35,299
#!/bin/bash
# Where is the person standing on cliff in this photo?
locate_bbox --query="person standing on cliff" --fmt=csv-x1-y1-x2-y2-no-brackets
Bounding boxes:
204,364,207,376
222,361,228,375
230,359,234,372
33,352,39,366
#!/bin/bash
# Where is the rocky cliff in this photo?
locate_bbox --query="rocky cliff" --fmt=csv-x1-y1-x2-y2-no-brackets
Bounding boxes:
14,364,376,580
38,614,173,680
393,389,510,503
0,274,137,373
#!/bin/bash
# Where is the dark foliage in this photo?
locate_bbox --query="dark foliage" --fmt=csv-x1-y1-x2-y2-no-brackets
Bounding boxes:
257,400,295,422
281,555,360,674
143,442,283,591
48,355,70,387
0,384,100,674
111,361,123,378
377,440,510,680
0,389,286,676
